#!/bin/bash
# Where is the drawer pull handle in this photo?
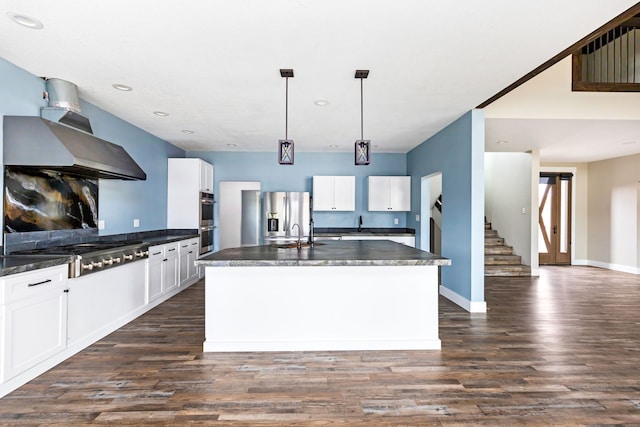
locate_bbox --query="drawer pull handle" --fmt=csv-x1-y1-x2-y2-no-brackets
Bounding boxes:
28,279,52,287
168,248,176,252
152,251,162,256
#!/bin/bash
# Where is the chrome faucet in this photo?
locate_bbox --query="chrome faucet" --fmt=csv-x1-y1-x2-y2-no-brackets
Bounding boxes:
292,223,302,250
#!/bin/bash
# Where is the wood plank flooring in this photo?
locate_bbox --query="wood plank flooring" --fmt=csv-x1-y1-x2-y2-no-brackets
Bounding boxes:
1,266,640,425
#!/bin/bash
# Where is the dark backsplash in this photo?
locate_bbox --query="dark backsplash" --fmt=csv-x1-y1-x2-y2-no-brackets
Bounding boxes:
4,167,98,232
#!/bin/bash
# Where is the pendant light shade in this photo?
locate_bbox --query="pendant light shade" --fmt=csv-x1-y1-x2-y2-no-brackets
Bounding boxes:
354,69,370,165
278,69,294,165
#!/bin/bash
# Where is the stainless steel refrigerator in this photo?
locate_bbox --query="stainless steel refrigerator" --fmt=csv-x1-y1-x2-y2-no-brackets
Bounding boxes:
263,191,310,242
240,190,261,246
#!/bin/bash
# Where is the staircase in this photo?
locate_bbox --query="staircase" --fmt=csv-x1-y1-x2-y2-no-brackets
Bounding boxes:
485,222,531,277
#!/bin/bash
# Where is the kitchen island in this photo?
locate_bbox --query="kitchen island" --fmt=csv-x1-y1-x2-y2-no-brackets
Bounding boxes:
195,240,450,352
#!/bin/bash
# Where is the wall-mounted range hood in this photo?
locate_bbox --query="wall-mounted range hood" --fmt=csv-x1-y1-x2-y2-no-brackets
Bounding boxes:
3,78,146,181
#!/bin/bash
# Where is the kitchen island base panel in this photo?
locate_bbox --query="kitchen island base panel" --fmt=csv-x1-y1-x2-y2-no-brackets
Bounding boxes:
203,265,440,352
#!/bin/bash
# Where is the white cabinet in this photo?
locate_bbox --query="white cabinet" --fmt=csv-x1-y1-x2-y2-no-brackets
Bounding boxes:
146,242,179,302
313,176,355,211
0,265,68,382
67,261,146,348
368,176,411,211
200,161,214,193
179,238,200,286
340,235,415,247
167,158,215,229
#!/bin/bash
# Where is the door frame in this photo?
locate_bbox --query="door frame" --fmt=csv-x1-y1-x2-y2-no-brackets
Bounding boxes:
539,167,577,265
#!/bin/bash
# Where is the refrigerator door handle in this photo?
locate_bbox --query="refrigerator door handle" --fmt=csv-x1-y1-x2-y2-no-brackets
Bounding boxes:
283,194,289,235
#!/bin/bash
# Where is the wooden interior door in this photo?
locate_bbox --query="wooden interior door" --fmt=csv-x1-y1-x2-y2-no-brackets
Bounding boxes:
539,173,572,265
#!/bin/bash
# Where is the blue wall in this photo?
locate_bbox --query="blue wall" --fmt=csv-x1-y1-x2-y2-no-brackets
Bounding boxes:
0,57,185,236
186,151,408,229
407,110,485,306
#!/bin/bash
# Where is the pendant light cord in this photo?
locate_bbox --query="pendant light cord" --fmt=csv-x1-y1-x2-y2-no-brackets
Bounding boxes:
285,77,289,141
360,77,364,141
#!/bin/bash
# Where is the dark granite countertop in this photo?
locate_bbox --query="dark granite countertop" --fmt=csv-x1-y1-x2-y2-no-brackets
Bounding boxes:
143,233,199,246
314,227,415,237
196,239,449,267
0,255,75,278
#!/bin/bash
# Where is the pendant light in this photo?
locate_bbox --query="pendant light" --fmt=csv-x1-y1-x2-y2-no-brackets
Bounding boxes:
278,68,294,165
354,69,370,165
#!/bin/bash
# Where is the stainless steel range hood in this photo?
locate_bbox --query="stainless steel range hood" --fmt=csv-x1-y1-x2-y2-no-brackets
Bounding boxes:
2,79,146,181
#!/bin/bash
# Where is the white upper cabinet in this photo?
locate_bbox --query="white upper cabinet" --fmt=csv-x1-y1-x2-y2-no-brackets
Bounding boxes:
200,161,214,193
167,158,214,228
313,176,355,211
368,176,411,211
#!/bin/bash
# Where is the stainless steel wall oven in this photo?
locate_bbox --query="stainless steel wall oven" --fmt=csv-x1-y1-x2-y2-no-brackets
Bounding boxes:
200,192,214,227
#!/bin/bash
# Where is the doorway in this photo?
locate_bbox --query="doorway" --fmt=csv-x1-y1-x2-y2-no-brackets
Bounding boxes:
538,173,572,265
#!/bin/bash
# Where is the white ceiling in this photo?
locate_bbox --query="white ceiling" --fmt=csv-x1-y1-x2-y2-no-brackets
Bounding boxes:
0,1,638,157
485,56,640,162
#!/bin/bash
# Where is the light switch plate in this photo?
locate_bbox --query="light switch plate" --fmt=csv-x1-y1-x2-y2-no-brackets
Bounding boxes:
98,220,105,230
133,219,140,228
394,218,399,225
416,214,420,222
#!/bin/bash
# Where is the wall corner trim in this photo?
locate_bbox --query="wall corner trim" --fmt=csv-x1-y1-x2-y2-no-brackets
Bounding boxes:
440,285,487,313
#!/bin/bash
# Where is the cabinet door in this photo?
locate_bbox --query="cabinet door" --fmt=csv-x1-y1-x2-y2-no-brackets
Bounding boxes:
368,176,390,211
312,176,335,211
178,240,190,286
332,176,355,211
164,244,179,293
200,161,214,193
2,288,67,381
187,238,200,281
388,176,411,211
147,246,165,302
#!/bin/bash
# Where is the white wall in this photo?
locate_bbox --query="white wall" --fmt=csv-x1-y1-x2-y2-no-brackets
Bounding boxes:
485,153,533,266
587,154,640,273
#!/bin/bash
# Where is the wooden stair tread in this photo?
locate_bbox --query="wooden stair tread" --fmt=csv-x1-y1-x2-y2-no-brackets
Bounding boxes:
484,222,530,277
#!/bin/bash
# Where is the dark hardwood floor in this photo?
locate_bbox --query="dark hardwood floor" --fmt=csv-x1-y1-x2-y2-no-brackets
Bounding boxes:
1,266,639,425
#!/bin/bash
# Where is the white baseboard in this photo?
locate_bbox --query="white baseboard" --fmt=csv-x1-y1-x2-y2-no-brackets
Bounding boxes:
583,260,640,275
573,259,589,266
439,285,487,313
204,338,442,352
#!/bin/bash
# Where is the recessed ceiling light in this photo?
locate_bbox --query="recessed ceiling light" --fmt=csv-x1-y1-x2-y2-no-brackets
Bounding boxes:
622,141,637,145
181,130,194,134
314,99,329,106
153,111,169,117
112,83,132,92
7,11,43,29
496,140,508,144
226,143,237,147
329,144,338,148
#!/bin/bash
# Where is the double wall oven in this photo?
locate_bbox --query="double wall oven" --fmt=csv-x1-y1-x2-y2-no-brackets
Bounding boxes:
199,192,214,254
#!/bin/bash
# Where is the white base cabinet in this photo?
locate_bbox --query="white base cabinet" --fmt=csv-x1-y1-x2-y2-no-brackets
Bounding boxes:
0,237,201,398
0,265,68,382
340,234,415,247
179,238,200,286
147,242,179,303
67,261,146,348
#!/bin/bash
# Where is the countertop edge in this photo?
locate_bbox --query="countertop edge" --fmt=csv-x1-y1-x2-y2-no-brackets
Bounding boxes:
0,255,75,277
196,259,451,267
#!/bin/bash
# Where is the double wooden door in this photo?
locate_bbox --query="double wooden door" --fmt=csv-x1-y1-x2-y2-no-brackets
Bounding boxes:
539,173,572,265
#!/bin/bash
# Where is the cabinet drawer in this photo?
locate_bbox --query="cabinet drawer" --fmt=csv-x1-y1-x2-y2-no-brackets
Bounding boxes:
165,242,180,257
0,265,68,305
148,245,165,261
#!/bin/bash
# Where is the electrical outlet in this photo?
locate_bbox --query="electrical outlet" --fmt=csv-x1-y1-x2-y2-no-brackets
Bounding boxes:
416,214,420,222
98,220,105,230
133,219,140,228
394,218,399,225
